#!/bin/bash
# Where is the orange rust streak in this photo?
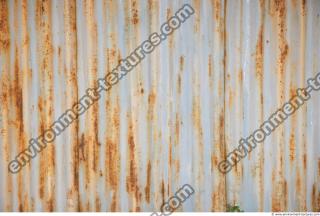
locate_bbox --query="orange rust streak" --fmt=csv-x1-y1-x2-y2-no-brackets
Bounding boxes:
271,0,289,211
36,0,55,211
64,0,80,211
126,115,141,211
83,0,99,210
0,0,12,210
105,98,121,211
255,0,265,210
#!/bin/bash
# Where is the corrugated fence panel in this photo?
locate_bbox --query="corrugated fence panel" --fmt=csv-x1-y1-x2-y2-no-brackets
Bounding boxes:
0,0,319,212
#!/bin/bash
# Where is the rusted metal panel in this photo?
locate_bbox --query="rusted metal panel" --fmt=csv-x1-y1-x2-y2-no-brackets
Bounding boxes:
0,0,319,212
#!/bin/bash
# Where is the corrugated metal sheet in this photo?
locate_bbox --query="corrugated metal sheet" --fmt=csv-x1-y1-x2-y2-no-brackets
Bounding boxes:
0,0,319,212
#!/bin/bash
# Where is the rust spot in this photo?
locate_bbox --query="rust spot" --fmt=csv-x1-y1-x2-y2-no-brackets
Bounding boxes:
144,161,151,203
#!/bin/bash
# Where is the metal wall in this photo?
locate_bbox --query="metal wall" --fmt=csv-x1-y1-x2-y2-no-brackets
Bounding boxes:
0,0,319,212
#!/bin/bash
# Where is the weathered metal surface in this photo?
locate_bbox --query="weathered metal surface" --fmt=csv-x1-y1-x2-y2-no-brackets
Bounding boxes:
0,0,319,212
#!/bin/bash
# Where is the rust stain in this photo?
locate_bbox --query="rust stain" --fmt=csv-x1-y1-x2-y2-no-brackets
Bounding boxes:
0,0,318,211
192,0,200,32
0,0,10,51
212,0,221,22
179,56,184,71
0,27,12,211
126,115,141,211
255,23,264,80
312,183,320,211
289,134,295,162
63,0,80,210
131,0,139,25
147,92,156,121
318,159,320,178
291,0,298,8
211,180,226,211
106,97,121,211
144,161,151,203
208,55,213,88
161,179,165,203
82,0,100,210
178,56,184,94
303,153,307,171
166,8,174,49
175,113,180,146
289,88,296,165
271,0,289,211
12,43,26,211
211,109,226,210
301,0,306,16
36,0,56,210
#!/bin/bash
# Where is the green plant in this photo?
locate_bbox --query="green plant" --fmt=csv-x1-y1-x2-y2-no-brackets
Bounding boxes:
226,204,244,212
